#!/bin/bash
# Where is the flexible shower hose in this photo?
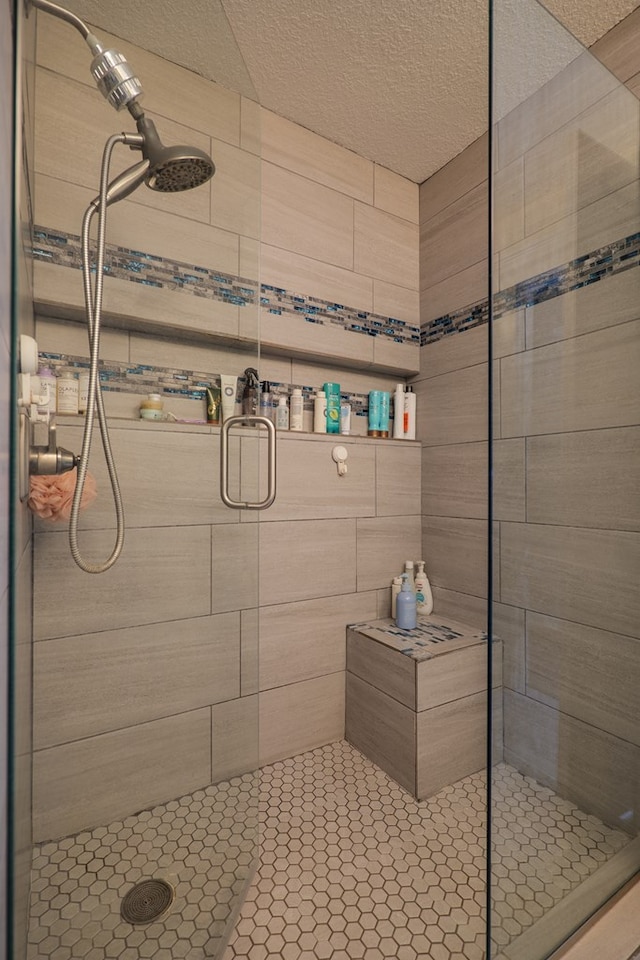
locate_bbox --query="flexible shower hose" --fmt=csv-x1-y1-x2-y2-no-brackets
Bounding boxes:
68,134,128,573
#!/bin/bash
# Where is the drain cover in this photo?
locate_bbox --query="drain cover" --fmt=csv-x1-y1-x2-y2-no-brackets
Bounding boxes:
121,879,175,924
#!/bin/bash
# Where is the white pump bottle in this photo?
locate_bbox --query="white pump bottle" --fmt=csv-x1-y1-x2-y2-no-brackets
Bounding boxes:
414,561,433,616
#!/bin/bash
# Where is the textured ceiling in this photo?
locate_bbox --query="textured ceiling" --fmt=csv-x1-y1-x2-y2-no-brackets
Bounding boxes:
66,0,639,182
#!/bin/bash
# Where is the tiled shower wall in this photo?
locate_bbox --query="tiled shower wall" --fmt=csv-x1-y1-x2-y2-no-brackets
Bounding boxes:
416,11,640,833
30,14,423,843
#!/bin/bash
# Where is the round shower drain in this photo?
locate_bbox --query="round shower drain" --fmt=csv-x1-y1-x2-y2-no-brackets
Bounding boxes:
121,879,175,925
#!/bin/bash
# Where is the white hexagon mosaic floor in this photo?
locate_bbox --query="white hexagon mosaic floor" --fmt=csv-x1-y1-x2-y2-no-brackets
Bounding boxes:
28,741,629,960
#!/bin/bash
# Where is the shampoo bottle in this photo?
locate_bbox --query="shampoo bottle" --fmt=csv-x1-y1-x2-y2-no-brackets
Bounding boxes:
403,386,416,440
290,388,304,432
324,382,341,434
396,573,417,630
414,560,434,617
393,383,405,439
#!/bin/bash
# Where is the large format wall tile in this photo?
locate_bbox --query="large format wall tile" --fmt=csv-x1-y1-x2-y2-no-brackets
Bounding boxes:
420,259,488,325
259,519,357,605
34,613,240,749
500,319,640,438
354,203,419,289
422,516,488,599
212,695,258,782
503,690,640,834
262,162,354,270
525,267,640,350
33,709,212,842
34,525,211,639
493,438,526,522
526,611,640,746
416,362,487,446
420,181,487,288
374,165,419,224
376,444,421,517
492,602,525,694
212,524,258,613
431,586,487,629
260,243,373,314
262,109,373,203
527,427,640,530
260,592,378,692
43,423,239,530
254,437,376,522
419,323,488,380
356,516,422,591
499,180,640,290
500,522,640,638
416,692,487,799
419,133,488,224
524,86,639,239
259,673,345,767
422,442,487,520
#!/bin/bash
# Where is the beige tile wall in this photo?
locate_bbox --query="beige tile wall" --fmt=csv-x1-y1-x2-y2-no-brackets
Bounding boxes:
415,7,640,836
494,17,640,833
34,16,420,375
32,419,418,840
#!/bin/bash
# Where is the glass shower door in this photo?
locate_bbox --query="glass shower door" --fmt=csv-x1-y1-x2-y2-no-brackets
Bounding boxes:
13,1,263,958
490,0,640,956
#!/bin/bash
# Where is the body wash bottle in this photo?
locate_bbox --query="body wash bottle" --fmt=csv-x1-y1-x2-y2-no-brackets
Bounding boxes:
415,561,434,616
290,388,304,431
396,573,417,630
393,383,405,439
404,386,416,440
324,382,340,434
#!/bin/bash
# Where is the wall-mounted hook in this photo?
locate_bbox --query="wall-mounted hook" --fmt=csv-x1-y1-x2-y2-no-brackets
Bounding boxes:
332,445,348,477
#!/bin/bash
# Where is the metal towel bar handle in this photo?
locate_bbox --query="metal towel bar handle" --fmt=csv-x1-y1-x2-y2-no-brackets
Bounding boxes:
220,415,277,510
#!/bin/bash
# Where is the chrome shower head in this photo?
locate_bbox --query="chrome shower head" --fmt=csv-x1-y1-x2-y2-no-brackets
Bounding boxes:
137,115,215,193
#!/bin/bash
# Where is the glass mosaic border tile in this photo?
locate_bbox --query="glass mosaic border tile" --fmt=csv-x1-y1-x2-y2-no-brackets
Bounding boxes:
32,227,420,347
421,230,640,346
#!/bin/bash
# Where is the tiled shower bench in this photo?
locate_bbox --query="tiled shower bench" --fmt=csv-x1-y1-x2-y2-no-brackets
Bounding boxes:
346,617,500,800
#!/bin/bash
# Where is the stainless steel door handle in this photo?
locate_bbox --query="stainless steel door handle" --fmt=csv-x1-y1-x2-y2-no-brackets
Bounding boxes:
220,415,277,510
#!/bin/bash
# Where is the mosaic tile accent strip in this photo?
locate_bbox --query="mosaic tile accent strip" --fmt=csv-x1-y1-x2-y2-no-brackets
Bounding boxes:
421,231,640,346
38,352,373,419
32,227,420,346
350,616,487,662
27,740,629,960
261,285,419,345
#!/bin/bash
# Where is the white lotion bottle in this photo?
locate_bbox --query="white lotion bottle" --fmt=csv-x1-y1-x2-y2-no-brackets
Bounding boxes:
403,386,416,440
290,388,304,432
313,392,326,433
393,382,405,439
414,560,434,616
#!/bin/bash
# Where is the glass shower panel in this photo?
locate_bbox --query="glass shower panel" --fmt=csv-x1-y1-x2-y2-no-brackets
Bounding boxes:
17,2,262,958
490,1,640,957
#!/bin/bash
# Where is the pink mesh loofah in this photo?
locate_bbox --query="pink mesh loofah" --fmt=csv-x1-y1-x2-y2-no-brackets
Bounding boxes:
28,469,97,522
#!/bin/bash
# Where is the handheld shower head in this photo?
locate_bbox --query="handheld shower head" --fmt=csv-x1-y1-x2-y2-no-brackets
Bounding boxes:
136,115,215,193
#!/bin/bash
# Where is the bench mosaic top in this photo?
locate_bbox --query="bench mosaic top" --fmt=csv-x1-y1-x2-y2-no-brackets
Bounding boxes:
348,616,489,662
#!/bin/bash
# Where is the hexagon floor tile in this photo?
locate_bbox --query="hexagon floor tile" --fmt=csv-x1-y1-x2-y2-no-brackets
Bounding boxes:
28,741,628,959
